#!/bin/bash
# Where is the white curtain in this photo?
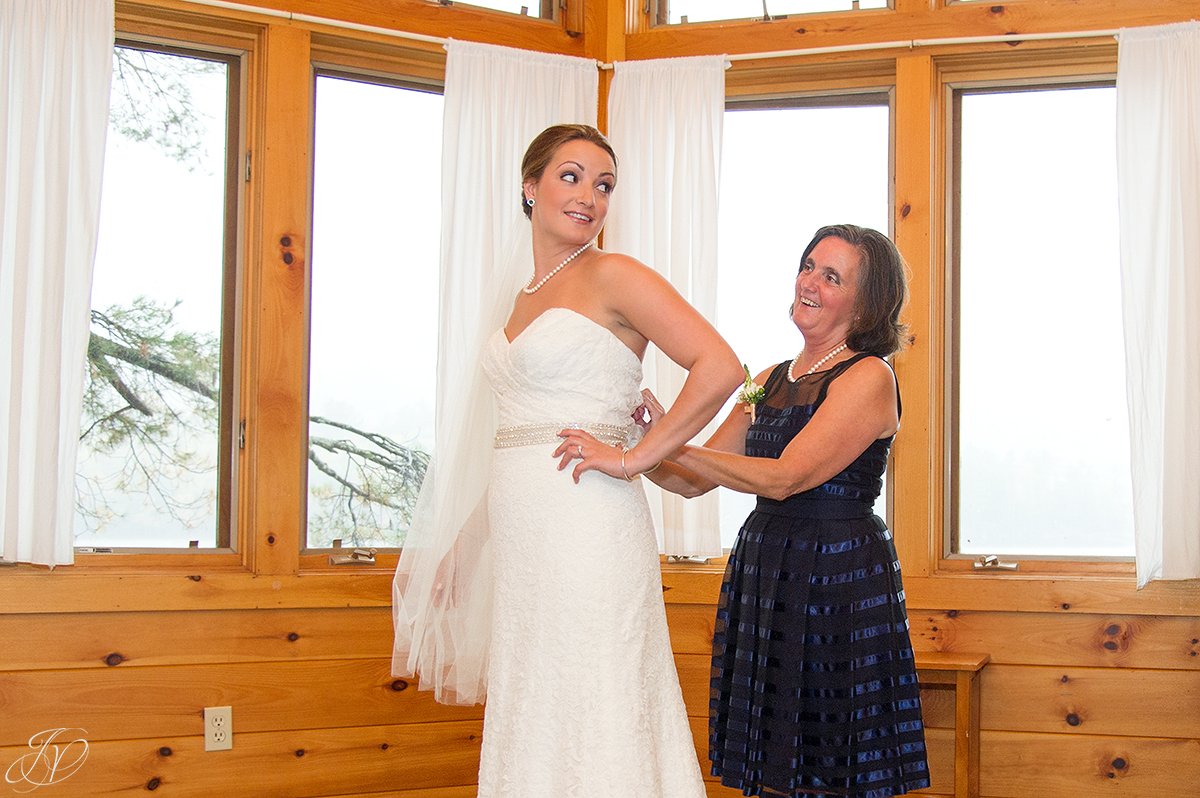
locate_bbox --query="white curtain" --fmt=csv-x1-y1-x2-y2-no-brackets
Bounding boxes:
1116,21,1200,588
392,40,598,704
0,0,113,566
606,55,727,557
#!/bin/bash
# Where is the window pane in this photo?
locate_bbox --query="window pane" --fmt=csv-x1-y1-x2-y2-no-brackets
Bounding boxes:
307,76,442,549
955,86,1133,557
665,0,886,24
716,102,890,548
76,46,235,550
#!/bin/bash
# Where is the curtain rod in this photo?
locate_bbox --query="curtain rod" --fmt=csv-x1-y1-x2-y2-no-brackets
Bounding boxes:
180,1,1118,68
728,28,1119,62
600,28,1119,68
183,0,450,46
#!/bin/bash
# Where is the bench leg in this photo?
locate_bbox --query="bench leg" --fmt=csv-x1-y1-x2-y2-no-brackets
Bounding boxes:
953,670,982,798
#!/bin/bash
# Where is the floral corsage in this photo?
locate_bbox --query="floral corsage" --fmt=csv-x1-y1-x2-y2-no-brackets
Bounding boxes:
737,364,765,423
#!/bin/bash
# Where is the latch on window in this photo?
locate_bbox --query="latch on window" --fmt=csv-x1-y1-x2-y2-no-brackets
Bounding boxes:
972,554,1018,571
329,546,377,566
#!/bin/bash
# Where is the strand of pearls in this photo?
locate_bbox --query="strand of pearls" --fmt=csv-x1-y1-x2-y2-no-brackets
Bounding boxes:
787,341,847,383
523,242,593,295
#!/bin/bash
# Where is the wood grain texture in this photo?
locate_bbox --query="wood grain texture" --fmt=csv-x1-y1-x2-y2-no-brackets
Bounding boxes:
908,610,1200,669
0,658,479,748
0,720,482,797
980,664,1200,738
0,607,394,671
977,729,1200,796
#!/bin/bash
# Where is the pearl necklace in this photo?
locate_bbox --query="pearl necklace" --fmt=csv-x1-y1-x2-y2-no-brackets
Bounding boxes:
787,341,847,383
523,242,593,295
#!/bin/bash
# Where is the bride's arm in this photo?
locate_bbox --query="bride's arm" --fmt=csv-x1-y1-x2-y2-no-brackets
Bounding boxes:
555,253,741,482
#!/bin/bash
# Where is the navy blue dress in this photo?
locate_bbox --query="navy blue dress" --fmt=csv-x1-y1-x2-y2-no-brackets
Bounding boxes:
710,355,929,798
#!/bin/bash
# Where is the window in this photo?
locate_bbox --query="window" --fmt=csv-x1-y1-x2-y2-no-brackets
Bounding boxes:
950,82,1133,559
452,0,555,19
716,97,891,547
75,42,241,551
306,74,443,550
658,0,886,25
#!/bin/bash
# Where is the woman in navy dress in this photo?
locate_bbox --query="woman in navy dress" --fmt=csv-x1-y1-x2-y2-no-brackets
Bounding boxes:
638,224,929,797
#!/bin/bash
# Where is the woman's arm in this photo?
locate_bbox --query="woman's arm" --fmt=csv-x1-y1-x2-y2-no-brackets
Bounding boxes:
673,357,898,500
554,253,742,482
640,364,773,497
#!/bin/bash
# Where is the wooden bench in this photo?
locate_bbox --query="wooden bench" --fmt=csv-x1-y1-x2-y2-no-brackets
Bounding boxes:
914,651,990,798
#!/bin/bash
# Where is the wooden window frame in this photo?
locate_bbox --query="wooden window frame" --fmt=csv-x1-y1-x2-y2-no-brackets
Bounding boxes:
893,44,1197,617
68,13,256,571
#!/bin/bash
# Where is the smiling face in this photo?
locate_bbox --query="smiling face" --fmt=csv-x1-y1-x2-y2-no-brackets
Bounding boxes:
791,235,863,343
523,139,616,245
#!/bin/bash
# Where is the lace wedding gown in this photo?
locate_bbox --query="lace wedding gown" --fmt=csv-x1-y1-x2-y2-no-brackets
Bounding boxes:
478,307,705,798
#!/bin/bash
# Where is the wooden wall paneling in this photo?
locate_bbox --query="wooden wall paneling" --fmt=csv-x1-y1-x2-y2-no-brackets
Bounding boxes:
0,720,482,797
0,607,394,671
661,561,725,603
909,610,1200,669
665,602,717,654
904,574,1200,616
0,571,395,614
332,789,477,798
978,730,1200,797
918,727,956,796
0,659,480,748
675,652,708,716
980,664,1200,738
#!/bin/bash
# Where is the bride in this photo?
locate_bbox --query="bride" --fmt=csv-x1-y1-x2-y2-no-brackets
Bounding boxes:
393,124,741,797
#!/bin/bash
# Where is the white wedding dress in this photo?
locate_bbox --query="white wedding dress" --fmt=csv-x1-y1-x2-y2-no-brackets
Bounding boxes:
477,307,705,798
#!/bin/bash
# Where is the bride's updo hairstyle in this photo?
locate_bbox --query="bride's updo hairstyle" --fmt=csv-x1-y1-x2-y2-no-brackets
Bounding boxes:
520,124,618,219
801,224,911,358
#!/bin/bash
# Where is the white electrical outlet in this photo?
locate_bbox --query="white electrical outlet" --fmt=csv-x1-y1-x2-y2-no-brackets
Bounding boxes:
204,705,233,751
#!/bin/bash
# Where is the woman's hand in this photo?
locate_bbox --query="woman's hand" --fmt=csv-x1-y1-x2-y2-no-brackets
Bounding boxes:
553,428,629,483
632,388,667,433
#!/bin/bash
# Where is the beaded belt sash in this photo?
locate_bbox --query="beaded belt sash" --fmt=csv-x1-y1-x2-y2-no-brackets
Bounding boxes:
494,422,632,449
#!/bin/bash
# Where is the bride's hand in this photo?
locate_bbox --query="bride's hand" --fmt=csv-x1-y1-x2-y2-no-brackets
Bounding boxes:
553,429,627,483
431,552,459,609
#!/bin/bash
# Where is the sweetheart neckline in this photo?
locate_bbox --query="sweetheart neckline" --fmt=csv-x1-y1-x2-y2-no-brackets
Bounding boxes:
501,307,642,365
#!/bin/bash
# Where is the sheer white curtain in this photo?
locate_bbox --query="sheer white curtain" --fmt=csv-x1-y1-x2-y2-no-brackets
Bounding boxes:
392,40,598,704
606,55,727,557
0,0,113,566
1116,21,1200,588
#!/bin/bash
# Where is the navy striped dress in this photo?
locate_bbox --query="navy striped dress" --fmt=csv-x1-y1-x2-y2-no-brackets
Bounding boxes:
710,355,929,798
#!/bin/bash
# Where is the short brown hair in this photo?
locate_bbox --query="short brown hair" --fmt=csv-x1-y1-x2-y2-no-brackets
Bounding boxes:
520,124,618,219
799,224,910,357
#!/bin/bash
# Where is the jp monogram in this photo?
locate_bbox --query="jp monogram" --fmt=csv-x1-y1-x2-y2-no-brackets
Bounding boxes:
3,728,89,793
